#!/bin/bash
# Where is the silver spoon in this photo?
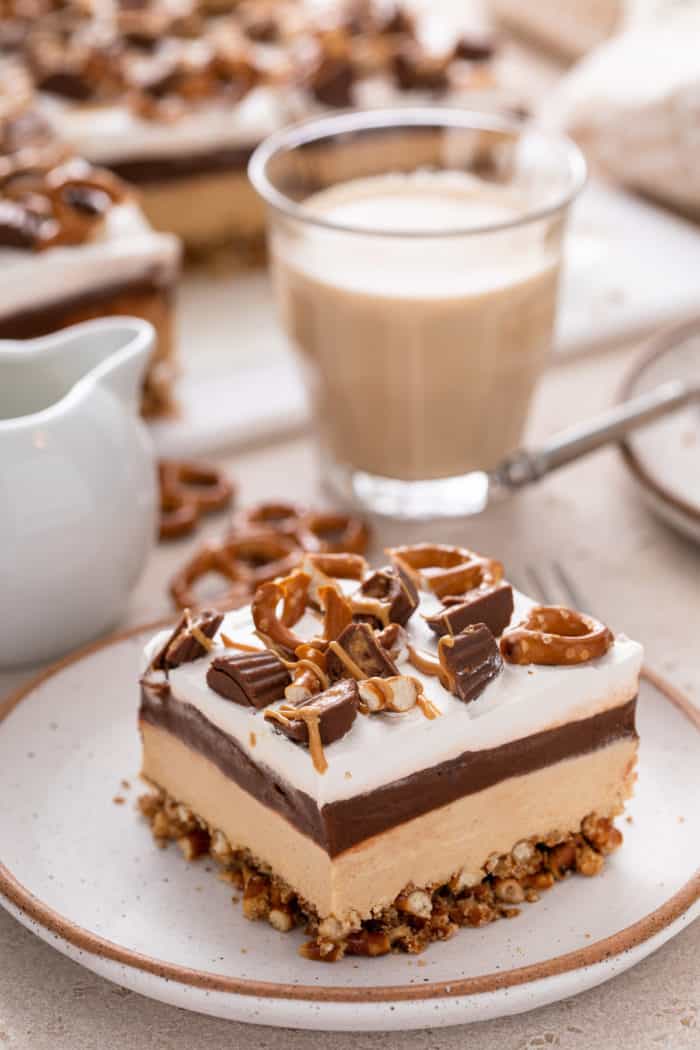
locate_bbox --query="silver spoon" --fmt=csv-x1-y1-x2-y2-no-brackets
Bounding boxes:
492,378,698,493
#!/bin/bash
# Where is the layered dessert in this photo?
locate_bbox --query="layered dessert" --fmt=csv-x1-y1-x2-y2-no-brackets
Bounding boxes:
138,542,642,960
8,0,501,261
0,66,181,415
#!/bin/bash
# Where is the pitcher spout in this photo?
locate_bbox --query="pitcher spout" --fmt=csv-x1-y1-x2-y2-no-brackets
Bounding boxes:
84,317,155,411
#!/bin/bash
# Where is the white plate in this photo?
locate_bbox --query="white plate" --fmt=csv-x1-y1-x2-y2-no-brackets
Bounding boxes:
1,630,698,1031
619,319,700,545
149,179,700,458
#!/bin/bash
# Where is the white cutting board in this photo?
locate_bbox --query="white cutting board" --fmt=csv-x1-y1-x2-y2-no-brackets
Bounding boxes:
150,178,700,458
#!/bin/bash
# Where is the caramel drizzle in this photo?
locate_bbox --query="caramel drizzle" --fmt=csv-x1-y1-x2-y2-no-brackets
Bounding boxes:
188,619,215,653
407,643,449,690
265,704,328,775
349,593,390,626
326,640,368,681
221,633,263,653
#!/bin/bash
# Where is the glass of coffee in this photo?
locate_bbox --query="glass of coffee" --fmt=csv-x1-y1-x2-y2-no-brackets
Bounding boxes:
250,109,585,519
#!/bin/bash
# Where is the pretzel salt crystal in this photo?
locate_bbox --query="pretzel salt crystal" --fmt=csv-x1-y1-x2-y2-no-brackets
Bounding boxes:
500,606,613,666
387,543,503,599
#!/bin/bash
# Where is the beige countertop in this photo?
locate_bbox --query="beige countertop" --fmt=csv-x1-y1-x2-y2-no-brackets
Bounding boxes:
1,342,699,1048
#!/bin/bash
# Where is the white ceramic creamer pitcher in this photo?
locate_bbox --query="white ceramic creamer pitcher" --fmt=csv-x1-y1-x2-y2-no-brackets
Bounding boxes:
0,318,158,667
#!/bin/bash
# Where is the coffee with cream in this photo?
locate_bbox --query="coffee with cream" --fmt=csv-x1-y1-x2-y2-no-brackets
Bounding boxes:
270,171,561,483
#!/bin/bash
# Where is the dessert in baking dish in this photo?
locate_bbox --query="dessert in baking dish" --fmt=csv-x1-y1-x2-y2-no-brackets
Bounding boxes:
138,543,641,960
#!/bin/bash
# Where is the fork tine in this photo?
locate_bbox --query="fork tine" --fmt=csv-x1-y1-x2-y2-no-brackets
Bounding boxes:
524,564,554,605
552,561,591,614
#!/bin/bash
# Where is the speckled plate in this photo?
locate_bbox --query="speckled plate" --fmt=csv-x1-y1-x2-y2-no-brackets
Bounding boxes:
620,320,700,544
0,627,698,1031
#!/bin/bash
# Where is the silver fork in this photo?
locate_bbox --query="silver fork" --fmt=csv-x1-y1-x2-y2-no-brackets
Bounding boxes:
513,561,596,617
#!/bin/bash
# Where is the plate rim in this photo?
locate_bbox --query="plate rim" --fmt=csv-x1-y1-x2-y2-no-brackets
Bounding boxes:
619,317,700,525
1,624,699,1005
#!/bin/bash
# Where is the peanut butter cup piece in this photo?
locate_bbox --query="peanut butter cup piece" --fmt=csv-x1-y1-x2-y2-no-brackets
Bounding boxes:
353,565,418,628
265,679,359,746
152,609,223,670
426,583,514,639
207,651,291,709
326,622,398,681
438,624,503,703
310,55,355,107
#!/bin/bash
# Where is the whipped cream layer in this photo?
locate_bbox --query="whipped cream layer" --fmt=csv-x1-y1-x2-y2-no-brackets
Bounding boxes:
39,86,296,165
143,586,643,808
0,200,180,318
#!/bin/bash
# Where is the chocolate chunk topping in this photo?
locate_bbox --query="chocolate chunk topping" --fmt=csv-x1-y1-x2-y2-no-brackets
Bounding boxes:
152,609,223,670
327,622,398,681
310,56,355,107
37,70,95,101
207,650,291,709
392,43,449,92
453,34,495,62
426,583,514,639
266,679,359,747
438,624,503,703
353,565,418,627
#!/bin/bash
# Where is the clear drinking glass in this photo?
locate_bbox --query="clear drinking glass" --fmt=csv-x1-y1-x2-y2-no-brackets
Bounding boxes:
249,109,585,519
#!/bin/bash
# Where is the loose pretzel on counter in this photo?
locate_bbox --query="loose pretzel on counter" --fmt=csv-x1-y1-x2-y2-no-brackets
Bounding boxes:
230,503,370,555
299,511,370,555
169,532,300,610
230,502,305,541
387,543,503,599
159,460,234,540
500,606,613,666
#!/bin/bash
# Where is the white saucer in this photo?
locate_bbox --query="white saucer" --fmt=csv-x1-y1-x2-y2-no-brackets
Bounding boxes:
0,628,698,1031
620,319,700,545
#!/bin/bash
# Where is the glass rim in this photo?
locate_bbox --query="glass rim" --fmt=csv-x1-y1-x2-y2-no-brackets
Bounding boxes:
248,107,587,239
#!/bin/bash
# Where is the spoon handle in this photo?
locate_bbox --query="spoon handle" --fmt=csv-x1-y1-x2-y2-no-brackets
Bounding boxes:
493,379,696,489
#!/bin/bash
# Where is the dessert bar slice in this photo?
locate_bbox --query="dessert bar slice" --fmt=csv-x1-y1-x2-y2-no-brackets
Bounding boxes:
138,545,641,960
0,71,181,416
21,0,501,262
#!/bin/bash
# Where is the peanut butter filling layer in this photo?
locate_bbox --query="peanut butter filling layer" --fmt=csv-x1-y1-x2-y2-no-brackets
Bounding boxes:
140,720,637,922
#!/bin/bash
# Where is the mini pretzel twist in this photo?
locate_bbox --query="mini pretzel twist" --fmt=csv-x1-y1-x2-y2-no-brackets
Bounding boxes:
252,579,308,657
159,460,235,540
230,502,306,541
388,543,503,599
169,542,251,611
500,606,614,666
229,503,369,555
3,159,126,250
169,532,300,610
297,511,370,555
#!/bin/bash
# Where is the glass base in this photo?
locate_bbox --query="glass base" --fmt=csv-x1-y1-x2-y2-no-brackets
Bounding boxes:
322,457,491,521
